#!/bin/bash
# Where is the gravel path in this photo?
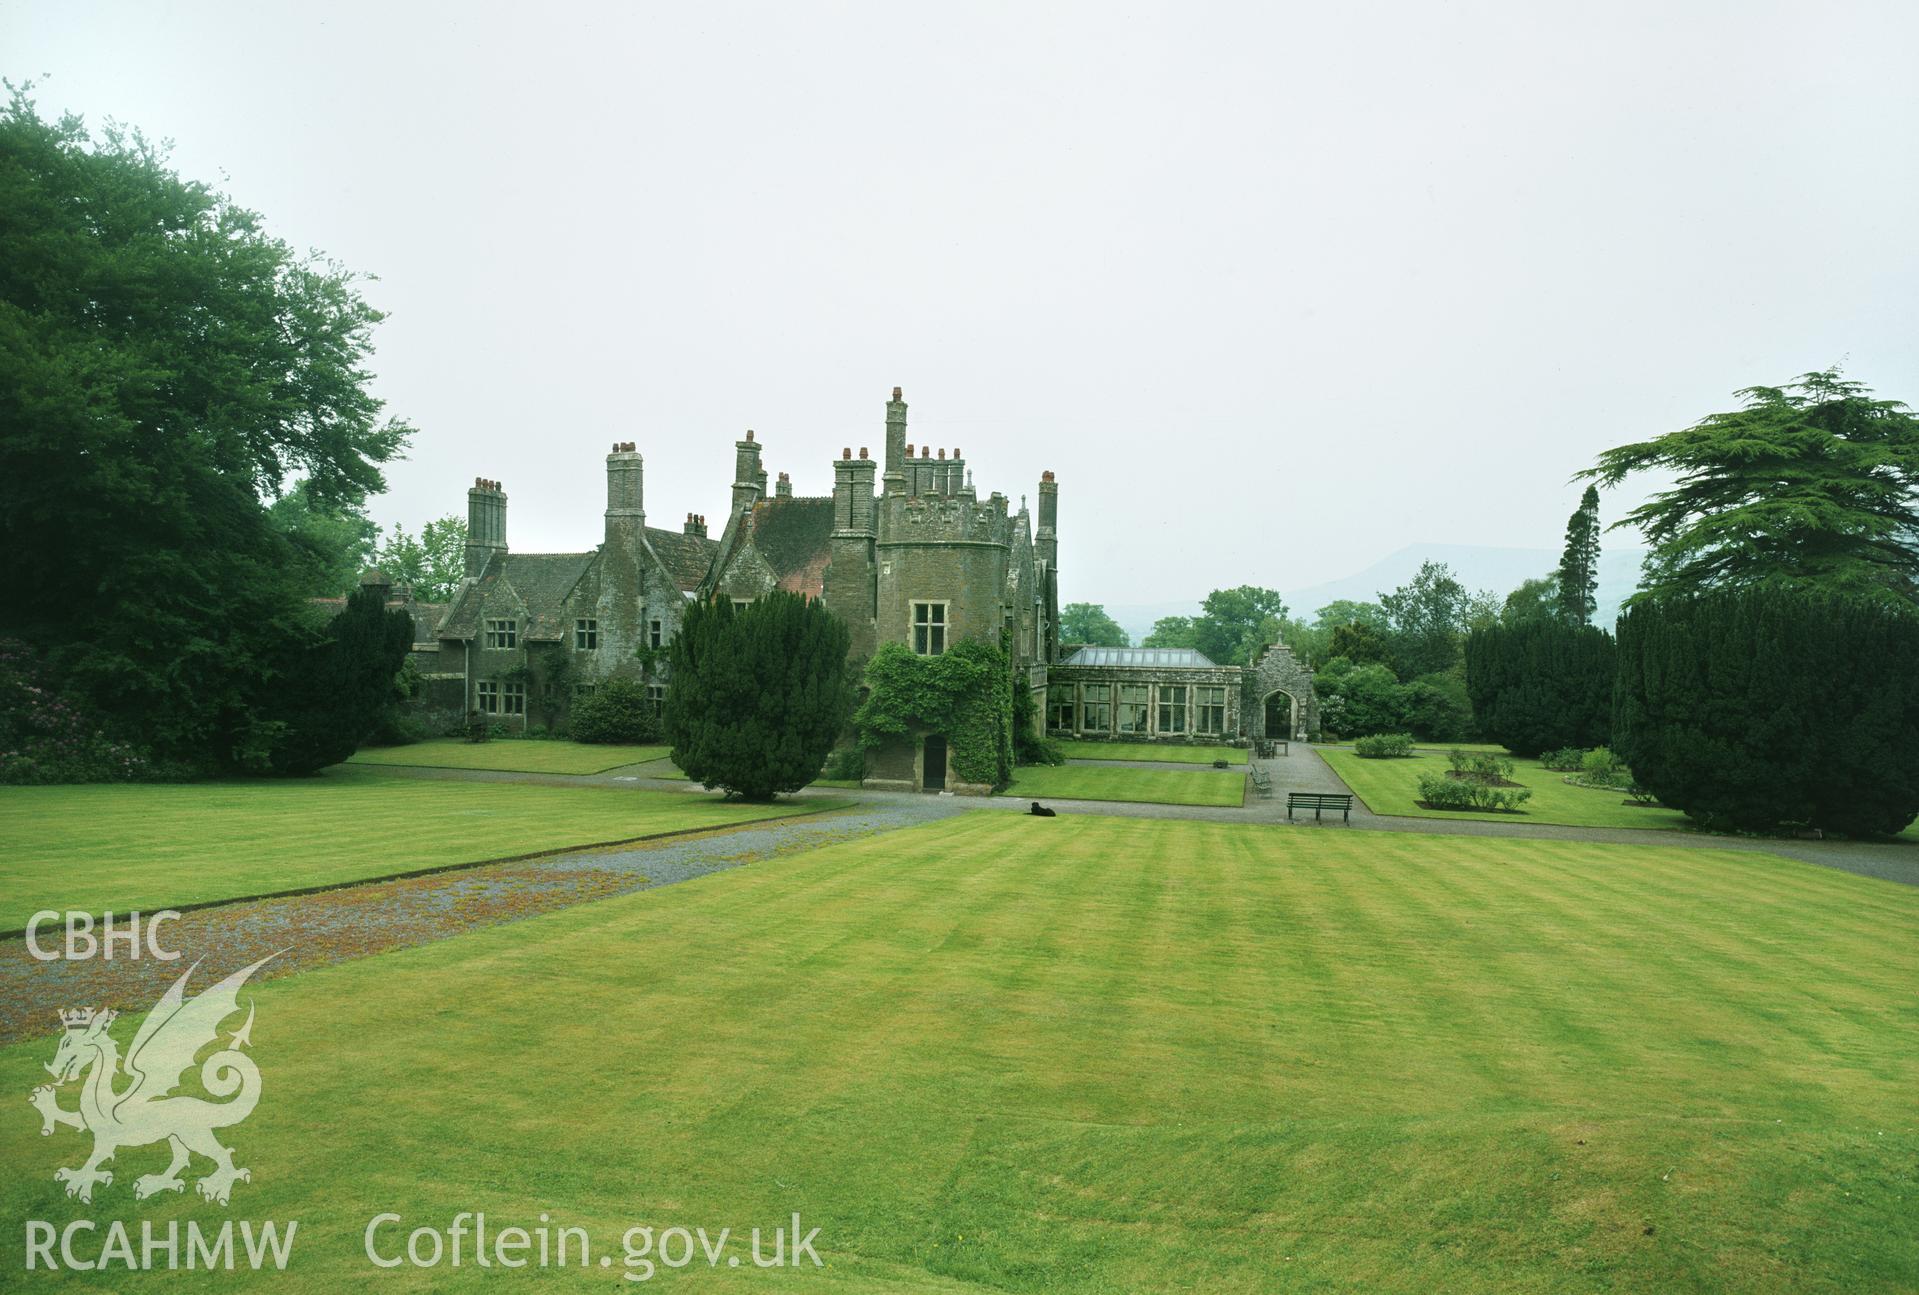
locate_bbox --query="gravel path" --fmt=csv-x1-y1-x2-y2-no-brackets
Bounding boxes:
0,798,963,1048
363,751,1919,887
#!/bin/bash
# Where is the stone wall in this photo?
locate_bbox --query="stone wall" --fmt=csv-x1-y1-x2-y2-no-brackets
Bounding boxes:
1248,642,1320,740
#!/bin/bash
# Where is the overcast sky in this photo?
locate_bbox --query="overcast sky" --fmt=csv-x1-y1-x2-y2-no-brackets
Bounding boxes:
7,1,1917,606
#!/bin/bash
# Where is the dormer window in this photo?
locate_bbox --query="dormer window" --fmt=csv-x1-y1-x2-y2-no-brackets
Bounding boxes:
485,618,518,649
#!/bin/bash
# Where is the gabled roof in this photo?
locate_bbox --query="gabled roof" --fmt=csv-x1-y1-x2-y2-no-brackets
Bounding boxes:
644,526,719,591
1063,646,1217,668
705,495,837,598
438,551,594,641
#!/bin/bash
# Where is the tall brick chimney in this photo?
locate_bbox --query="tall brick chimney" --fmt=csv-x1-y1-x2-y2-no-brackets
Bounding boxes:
605,441,644,550
882,388,908,495
465,477,507,578
732,430,763,515
1036,469,1059,566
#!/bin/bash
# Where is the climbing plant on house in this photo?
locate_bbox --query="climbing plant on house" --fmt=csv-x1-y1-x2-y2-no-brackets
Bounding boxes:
852,640,1015,788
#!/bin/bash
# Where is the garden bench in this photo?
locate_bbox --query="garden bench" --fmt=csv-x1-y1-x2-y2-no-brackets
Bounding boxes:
1248,766,1273,798
1287,791,1353,823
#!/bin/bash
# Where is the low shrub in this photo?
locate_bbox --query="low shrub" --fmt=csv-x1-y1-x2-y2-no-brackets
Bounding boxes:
822,747,865,781
1353,732,1415,759
1577,746,1633,789
1539,746,1586,772
1019,736,1067,768
570,678,662,745
365,710,426,748
1448,749,1517,784
1418,771,1533,812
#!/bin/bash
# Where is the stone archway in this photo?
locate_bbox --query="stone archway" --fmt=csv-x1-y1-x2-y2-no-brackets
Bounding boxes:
1263,689,1297,740
1251,642,1320,740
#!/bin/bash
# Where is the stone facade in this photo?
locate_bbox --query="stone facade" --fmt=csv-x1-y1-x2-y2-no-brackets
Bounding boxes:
430,449,719,731
702,390,1060,793
407,391,1061,784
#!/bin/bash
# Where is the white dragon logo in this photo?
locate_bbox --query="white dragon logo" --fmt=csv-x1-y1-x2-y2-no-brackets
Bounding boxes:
28,954,275,1206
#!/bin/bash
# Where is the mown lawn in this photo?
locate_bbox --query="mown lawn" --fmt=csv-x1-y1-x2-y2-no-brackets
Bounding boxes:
1005,762,1245,806
347,738,668,774
3,817,1912,1291
1056,740,1245,765
1322,747,1693,830
0,767,831,929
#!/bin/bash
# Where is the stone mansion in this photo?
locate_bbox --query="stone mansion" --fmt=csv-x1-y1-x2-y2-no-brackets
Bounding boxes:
387,387,1315,790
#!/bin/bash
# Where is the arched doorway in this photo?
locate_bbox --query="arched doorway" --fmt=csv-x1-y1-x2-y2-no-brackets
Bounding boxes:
1263,689,1298,740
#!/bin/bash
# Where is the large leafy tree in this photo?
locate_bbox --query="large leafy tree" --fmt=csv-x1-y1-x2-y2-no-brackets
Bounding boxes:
1555,486,1602,623
0,90,409,770
1140,615,1198,649
1615,590,1919,835
1379,562,1472,678
1500,576,1561,626
1193,585,1289,666
1587,371,1919,606
377,515,468,601
269,486,381,598
664,592,853,800
1060,602,1129,647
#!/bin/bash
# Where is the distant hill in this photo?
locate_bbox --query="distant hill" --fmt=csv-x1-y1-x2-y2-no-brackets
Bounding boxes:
1105,543,1645,645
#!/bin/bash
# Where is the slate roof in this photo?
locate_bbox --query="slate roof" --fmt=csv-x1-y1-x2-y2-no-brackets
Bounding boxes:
438,551,595,641
739,496,837,597
644,526,720,591
309,593,448,644
1063,646,1218,668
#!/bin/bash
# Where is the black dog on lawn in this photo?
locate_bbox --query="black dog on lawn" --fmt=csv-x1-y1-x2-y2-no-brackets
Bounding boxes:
1028,802,1057,817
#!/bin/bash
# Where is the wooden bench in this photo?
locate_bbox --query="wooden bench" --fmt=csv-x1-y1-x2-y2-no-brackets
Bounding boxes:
1248,766,1273,799
1287,791,1353,823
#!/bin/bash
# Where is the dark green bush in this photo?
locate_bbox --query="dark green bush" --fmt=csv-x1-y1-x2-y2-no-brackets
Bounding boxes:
0,639,152,784
1464,621,1615,756
665,593,854,800
1539,746,1587,772
570,678,662,745
1615,590,1919,835
262,585,414,775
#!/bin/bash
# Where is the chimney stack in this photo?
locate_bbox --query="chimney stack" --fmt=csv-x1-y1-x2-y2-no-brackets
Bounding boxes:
775,471,792,499
605,443,644,551
683,512,707,538
733,430,763,515
465,477,507,578
833,441,877,538
882,387,908,495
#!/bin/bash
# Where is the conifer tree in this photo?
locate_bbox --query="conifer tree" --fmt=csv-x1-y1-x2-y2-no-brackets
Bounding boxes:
1615,590,1919,835
263,584,413,775
663,592,853,800
1555,487,1602,624
1463,621,1614,756
1587,371,1919,606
